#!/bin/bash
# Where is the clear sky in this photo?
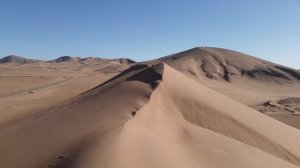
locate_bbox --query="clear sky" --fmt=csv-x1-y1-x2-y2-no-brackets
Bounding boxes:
0,0,299,68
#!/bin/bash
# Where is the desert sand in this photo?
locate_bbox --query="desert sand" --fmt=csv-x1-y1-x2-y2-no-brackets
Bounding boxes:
0,47,300,168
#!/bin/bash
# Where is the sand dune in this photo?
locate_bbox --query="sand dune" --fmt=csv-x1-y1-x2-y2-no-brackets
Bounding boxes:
145,47,300,126
147,47,300,94
156,47,300,84
1,62,300,168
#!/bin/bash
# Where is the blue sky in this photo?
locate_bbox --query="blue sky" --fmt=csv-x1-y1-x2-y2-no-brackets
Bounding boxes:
0,0,299,68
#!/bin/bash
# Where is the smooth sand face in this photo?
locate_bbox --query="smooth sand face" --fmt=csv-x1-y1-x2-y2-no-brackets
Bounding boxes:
0,48,300,168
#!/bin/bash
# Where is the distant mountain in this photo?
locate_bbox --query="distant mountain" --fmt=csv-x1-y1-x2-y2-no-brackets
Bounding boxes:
113,58,136,64
0,55,136,64
79,57,102,62
49,56,135,64
0,55,41,64
49,56,82,63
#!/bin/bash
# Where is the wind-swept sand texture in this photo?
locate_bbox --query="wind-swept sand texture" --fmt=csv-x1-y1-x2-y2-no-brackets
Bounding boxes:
254,97,300,129
1,63,300,168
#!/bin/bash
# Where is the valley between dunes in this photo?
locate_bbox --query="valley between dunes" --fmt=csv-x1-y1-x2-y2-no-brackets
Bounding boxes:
0,47,300,168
